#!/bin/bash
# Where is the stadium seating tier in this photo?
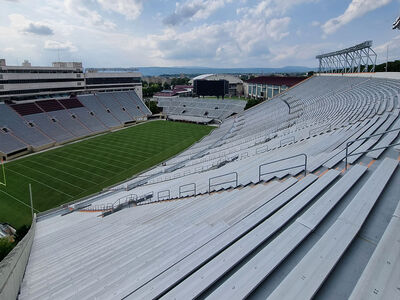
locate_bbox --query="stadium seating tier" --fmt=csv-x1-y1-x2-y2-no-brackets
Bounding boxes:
0,91,151,157
10,74,400,299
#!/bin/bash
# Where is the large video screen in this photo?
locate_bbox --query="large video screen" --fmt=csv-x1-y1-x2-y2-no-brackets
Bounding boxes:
194,80,228,97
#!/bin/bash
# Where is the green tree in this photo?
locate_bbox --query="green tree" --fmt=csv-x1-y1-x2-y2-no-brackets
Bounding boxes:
0,237,14,261
163,82,171,90
147,101,163,114
245,98,263,110
14,225,30,243
171,77,190,86
143,83,163,98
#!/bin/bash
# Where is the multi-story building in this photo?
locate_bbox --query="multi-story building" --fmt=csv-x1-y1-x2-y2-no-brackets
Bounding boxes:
153,85,193,99
85,68,142,98
0,59,142,101
0,59,84,101
244,76,305,100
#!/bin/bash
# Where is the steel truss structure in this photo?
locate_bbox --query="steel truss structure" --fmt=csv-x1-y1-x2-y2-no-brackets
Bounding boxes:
393,16,400,30
316,41,377,73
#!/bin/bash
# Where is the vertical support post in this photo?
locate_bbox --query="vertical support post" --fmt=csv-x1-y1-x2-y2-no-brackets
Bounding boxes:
29,184,34,220
0,158,6,187
386,45,389,72
345,142,349,171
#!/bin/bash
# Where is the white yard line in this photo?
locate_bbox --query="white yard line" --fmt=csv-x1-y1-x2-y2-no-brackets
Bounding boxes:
43,154,111,178
13,164,85,191
49,152,120,174
61,147,132,168
27,160,99,185
7,169,75,198
76,143,146,161
0,189,40,212
83,141,148,159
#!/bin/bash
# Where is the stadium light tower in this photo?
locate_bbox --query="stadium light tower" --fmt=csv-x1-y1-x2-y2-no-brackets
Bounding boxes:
393,16,400,30
316,41,377,73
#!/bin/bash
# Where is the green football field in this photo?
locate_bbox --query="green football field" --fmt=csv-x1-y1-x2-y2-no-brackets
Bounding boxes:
0,121,213,228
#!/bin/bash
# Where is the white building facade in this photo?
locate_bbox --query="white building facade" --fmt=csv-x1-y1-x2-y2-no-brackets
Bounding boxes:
0,59,142,101
244,76,305,100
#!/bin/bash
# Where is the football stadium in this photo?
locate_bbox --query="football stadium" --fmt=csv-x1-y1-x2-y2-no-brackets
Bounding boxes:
1,2,400,299
1,40,400,299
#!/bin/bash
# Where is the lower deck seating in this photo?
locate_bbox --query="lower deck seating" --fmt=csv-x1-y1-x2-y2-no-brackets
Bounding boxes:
0,130,28,156
158,97,246,121
0,91,150,158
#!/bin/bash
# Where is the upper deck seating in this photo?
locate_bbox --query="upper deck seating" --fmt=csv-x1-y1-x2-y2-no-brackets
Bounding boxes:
14,75,400,299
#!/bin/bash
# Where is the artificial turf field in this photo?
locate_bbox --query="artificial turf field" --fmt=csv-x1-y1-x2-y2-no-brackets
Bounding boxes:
0,121,214,228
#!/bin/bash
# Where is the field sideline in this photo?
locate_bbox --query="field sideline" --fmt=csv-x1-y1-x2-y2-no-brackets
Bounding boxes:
0,121,214,228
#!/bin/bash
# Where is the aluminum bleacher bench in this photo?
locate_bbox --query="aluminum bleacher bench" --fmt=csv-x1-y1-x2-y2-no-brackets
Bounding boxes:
268,158,398,300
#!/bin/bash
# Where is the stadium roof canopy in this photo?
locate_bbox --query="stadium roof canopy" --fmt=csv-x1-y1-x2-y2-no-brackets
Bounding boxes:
190,74,243,84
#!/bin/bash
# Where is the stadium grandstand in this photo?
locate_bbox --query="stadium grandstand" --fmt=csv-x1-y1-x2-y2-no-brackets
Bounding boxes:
0,91,151,160
157,97,246,123
0,59,150,160
1,41,400,300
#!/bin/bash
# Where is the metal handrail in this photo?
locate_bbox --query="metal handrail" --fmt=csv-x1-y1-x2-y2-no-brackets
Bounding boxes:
258,153,307,182
157,190,170,201
345,127,400,170
112,194,137,208
209,171,238,193
179,183,196,198
280,136,295,147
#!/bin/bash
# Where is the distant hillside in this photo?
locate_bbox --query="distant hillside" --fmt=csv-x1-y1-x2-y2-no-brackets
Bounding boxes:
137,66,316,77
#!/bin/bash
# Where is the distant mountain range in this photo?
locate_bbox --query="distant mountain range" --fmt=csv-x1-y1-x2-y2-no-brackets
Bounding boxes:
137,66,316,77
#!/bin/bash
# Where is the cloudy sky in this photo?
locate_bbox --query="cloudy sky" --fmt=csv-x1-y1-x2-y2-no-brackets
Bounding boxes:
0,0,399,68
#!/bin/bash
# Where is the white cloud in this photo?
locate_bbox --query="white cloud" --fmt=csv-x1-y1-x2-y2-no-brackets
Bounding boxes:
374,35,400,63
268,42,331,65
145,15,291,66
97,0,143,20
24,23,54,35
322,0,392,35
64,0,116,29
163,0,232,26
44,40,78,52
266,17,290,40
8,13,54,35
238,0,318,19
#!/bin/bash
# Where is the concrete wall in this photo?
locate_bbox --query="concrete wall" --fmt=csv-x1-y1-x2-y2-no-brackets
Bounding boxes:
0,216,36,300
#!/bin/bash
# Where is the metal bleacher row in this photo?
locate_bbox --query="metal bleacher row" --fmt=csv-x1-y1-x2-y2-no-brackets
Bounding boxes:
0,91,151,158
158,97,247,123
19,74,400,299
